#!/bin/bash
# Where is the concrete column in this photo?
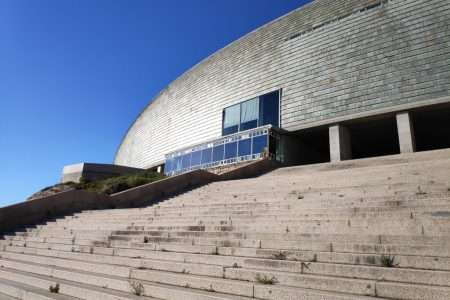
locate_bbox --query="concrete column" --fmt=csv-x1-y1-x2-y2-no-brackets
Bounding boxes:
329,124,352,162
396,112,416,153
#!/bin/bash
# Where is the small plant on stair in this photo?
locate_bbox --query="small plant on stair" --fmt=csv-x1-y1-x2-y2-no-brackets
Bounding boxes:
129,280,145,296
273,251,287,260
255,274,278,285
416,186,427,196
49,283,60,293
380,254,397,268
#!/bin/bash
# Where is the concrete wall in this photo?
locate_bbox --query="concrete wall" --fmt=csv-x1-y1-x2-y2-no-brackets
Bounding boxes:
115,0,450,169
0,190,111,234
62,163,145,183
1,162,281,234
0,171,217,235
110,170,219,208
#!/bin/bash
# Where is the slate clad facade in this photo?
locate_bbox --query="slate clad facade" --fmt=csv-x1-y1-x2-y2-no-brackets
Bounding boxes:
115,0,450,169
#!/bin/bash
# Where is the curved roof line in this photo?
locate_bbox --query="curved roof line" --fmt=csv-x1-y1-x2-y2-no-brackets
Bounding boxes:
113,1,315,164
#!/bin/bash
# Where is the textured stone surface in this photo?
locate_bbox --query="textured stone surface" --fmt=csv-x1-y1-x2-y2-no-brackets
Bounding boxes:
115,0,450,168
0,149,450,299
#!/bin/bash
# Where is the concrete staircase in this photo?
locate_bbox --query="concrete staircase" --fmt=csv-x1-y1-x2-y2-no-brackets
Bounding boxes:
1,149,450,300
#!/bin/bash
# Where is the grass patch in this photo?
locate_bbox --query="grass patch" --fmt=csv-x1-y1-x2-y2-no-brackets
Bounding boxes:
380,254,397,267
75,171,165,195
255,274,277,285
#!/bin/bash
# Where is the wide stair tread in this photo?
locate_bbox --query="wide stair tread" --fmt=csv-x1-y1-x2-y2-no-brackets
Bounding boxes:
0,276,80,300
0,253,398,300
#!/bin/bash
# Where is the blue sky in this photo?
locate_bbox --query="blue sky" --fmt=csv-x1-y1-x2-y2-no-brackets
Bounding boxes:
0,0,310,206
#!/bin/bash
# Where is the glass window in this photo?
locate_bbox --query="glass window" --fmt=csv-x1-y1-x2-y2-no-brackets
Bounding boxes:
191,150,202,166
164,159,172,174
238,138,251,157
259,90,279,127
223,104,240,135
252,135,268,155
201,148,212,164
212,144,224,162
181,153,191,170
240,98,259,131
224,142,237,159
174,156,182,172
222,90,280,136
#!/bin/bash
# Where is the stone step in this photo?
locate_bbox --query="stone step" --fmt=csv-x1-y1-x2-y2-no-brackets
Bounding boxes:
7,235,450,274
164,188,449,203
6,246,450,292
0,257,392,300
0,259,253,300
5,239,450,285
11,230,450,247
60,203,450,219
0,266,389,300
7,228,450,259
74,190,450,212
0,268,160,300
63,199,450,222
44,207,450,227
0,277,79,300
0,250,225,278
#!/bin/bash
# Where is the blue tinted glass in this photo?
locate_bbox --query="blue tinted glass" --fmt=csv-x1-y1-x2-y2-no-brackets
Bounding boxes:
240,98,259,131
223,104,240,136
165,159,172,174
240,120,258,131
201,148,212,164
252,135,268,155
223,125,239,135
224,142,237,159
212,144,224,162
238,139,251,156
182,154,191,169
191,151,202,166
174,156,182,171
259,91,279,127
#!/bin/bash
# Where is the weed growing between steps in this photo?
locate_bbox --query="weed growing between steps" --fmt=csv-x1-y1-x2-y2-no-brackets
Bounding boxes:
416,186,427,196
129,280,145,296
380,254,397,267
255,274,278,284
49,283,59,293
273,251,287,260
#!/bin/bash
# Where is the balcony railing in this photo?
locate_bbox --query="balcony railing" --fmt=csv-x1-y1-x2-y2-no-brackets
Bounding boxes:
164,125,273,176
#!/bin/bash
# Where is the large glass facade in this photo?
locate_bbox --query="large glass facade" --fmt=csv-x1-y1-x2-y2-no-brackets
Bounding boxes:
165,126,271,176
222,90,279,135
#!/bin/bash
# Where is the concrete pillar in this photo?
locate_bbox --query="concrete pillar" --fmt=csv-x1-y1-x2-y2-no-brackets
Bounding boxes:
396,112,416,153
329,124,352,162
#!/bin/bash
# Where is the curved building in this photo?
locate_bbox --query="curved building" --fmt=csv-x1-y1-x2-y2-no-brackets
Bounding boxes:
115,0,450,175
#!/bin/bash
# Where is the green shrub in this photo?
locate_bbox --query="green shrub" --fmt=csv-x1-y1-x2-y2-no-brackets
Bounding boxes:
76,171,165,195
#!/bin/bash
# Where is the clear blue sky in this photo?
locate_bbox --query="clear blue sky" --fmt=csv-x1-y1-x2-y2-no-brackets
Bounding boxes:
0,0,310,206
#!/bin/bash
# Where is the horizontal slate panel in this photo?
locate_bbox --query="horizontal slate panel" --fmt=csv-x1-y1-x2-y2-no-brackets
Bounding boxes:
115,0,450,168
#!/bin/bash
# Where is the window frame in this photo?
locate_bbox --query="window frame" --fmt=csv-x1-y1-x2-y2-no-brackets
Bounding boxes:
222,89,281,136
